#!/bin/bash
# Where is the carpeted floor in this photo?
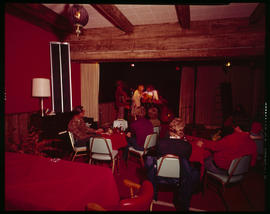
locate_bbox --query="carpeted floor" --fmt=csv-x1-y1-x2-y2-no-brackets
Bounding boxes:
72,151,265,211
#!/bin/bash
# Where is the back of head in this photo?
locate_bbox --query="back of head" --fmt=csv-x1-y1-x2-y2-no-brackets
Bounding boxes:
148,107,158,119
146,84,154,91
134,106,146,118
73,105,84,115
169,117,185,138
138,85,144,92
250,121,262,134
116,80,124,87
233,118,249,132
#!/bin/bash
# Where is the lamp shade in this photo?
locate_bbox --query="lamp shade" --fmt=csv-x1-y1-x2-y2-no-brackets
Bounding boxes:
68,4,89,27
32,78,51,97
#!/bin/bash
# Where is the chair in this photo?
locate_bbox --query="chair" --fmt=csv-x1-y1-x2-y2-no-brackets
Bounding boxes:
151,154,180,209
128,133,158,167
66,131,88,161
86,179,154,211
89,137,119,174
203,155,252,211
153,126,160,135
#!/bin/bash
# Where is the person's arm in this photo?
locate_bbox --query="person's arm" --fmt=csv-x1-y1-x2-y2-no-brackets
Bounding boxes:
202,136,229,152
153,90,159,100
249,134,263,140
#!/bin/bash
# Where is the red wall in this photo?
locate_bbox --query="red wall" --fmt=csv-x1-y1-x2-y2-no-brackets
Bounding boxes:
5,13,81,114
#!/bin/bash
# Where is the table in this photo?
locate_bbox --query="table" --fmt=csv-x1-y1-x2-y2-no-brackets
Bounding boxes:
5,152,120,211
101,132,128,150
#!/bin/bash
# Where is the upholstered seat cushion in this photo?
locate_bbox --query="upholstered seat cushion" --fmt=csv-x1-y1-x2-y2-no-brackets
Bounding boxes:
91,150,118,160
128,147,144,156
207,170,244,183
74,146,87,152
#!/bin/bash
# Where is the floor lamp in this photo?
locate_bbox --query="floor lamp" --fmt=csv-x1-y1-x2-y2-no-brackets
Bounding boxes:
32,78,51,117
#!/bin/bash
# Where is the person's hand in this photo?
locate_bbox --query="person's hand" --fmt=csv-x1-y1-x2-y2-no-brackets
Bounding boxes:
126,132,131,138
196,140,204,148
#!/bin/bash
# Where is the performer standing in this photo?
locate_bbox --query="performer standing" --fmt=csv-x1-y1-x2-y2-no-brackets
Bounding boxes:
115,80,129,120
131,84,144,119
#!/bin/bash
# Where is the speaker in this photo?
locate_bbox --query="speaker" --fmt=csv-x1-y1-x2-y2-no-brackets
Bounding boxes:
50,42,73,113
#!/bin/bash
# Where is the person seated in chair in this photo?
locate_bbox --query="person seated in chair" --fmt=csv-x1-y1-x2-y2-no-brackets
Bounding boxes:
249,121,264,163
147,106,161,127
123,106,153,161
113,114,128,132
144,117,200,211
197,120,257,175
68,106,103,147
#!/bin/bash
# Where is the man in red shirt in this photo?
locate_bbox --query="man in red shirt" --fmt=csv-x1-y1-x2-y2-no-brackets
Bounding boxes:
197,121,257,174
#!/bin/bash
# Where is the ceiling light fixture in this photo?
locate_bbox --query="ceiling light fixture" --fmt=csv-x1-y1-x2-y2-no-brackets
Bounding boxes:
68,4,89,37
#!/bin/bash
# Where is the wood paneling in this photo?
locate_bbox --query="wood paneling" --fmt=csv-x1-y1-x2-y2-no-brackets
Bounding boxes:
5,112,33,152
99,102,117,127
65,18,265,62
5,112,69,157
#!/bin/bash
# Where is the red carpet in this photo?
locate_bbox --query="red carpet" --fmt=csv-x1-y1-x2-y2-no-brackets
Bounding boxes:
70,152,265,211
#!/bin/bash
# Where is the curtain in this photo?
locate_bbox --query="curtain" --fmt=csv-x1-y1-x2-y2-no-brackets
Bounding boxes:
230,65,255,117
196,66,226,126
179,63,264,126
179,66,195,125
81,63,100,122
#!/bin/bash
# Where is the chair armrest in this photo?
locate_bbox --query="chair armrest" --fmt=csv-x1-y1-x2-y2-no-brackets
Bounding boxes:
123,179,141,198
58,130,67,135
86,202,107,211
123,179,141,189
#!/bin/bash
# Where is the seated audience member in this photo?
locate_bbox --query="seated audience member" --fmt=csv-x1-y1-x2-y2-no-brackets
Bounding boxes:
68,106,103,147
144,118,200,211
113,115,128,132
148,107,161,127
123,106,153,160
197,120,257,175
220,115,235,138
249,121,264,162
159,105,174,138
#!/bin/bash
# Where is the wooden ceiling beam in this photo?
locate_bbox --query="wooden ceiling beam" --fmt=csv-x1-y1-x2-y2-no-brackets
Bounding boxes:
91,4,134,34
175,5,190,29
65,18,264,62
249,3,265,25
5,3,72,38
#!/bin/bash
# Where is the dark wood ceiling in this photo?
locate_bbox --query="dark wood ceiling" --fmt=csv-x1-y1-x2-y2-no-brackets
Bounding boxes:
5,3,265,62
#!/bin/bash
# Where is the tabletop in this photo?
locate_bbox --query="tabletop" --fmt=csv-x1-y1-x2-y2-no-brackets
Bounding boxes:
101,132,128,150
5,152,120,211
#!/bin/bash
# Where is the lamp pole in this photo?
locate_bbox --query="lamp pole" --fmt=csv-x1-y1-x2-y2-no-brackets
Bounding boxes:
41,97,44,117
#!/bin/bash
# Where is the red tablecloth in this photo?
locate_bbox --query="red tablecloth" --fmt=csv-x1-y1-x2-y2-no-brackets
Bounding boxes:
5,152,120,211
101,132,128,150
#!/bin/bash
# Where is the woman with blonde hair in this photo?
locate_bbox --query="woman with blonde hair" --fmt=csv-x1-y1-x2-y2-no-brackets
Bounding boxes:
168,117,185,139
145,117,200,211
